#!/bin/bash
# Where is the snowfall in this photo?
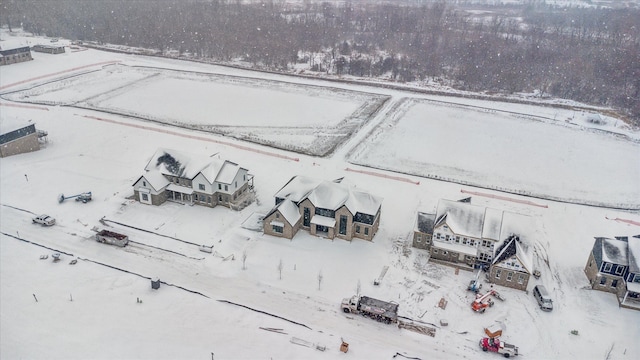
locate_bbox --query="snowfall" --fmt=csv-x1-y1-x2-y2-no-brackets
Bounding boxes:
1,30,639,360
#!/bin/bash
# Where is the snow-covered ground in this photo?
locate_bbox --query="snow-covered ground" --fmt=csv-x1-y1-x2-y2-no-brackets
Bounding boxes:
1,31,640,360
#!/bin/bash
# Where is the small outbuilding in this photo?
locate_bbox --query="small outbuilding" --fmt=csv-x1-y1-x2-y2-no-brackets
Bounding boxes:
32,44,65,54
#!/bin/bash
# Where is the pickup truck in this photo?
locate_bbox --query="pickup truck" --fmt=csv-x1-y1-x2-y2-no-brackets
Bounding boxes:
33,214,56,226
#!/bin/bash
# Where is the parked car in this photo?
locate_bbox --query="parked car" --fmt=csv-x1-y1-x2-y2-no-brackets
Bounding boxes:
32,215,56,226
533,285,553,311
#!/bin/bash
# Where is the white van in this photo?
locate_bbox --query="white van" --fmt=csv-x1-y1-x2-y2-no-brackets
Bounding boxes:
533,285,553,311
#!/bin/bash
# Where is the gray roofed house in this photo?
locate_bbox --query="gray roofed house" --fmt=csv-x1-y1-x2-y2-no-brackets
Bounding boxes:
264,175,382,241
0,121,45,158
584,235,640,311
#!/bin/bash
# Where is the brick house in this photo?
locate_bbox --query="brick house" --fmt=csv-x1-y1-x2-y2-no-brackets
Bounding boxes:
584,235,640,310
263,176,382,241
412,212,435,250
133,148,253,210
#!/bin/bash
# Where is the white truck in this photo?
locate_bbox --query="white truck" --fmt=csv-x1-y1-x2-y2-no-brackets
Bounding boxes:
32,214,56,226
341,295,398,324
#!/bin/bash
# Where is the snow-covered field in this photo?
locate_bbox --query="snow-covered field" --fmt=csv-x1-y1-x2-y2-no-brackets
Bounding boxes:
350,98,640,208
1,31,640,360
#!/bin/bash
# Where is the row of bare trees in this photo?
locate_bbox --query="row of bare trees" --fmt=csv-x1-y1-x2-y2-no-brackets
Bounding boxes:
3,0,639,123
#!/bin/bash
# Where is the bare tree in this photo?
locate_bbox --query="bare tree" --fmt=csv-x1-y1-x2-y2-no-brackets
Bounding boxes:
242,250,247,270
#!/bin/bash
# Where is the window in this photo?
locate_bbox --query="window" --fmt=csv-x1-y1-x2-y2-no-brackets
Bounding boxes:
208,196,211,204
518,274,525,284
442,251,448,255
235,181,237,188
339,215,347,235
433,249,439,254
272,225,283,234
141,193,149,201
225,185,228,191
143,181,147,187
364,227,369,236
243,175,246,181
194,194,198,201
455,236,460,243
445,235,450,241
218,184,222,190
199,184,205,191
611,279,618,288
462,238,468,245
436,233,441,239
470,239,476,246
600,276,607,285
303,208,311,227
506,272,513,282
416,234,422,243
495,269,502,279
604,263,612,272
356,225,361,233
634,274,640,283
615,266,624,275
276,213,280,219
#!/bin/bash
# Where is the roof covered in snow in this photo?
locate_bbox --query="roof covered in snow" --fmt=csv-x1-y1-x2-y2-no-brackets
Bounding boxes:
415,212,435,234
345,190,382,216
492,234,533,274
274,176,381,216
139,170,170,191
143,148,245,184
274,175,323,203
277,199,301,226
482,208,503,241
308,181,350,210
434,199,487,238
600,237,629,266
145,148,210,179
499,212,537,245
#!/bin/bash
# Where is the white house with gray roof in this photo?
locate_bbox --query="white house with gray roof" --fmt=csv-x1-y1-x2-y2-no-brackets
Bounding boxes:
133,148,253,210
263,175,382,241
416,199,534,273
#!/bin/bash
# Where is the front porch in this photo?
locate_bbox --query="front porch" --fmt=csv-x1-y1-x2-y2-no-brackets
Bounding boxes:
166,183,194,204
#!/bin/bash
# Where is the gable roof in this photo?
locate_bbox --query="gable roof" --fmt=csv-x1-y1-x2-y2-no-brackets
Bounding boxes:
137,170,170,192
264,199,301,226
434,199,486,238
415,212,436,234
492,234,532,274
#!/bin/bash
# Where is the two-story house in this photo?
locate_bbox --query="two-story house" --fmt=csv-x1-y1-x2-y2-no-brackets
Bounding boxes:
263,176,382,241
133,148,253,210
421,199,501,268
414,199,533,276
488,212,535,291
585,235,640,310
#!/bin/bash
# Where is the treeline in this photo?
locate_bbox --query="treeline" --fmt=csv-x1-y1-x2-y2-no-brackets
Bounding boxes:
3,0,639,123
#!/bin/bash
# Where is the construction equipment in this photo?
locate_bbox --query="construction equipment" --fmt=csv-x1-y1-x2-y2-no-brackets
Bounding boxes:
471,290,496,313
58,191,92,203
467,269,483,293
341,295,398,324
